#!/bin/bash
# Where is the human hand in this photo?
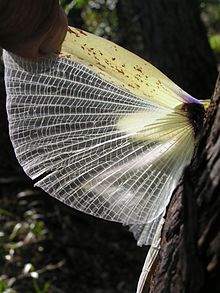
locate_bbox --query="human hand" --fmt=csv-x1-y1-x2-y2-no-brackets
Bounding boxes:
0,0,68,59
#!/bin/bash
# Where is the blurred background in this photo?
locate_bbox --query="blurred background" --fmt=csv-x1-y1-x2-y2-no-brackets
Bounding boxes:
0,0,219,292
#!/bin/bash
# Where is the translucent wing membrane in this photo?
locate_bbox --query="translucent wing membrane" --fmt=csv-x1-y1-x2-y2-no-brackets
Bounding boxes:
129,215,163,246
4,51,194,232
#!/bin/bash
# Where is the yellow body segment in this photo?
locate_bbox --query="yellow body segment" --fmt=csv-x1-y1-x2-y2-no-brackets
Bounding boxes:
61,27,187,109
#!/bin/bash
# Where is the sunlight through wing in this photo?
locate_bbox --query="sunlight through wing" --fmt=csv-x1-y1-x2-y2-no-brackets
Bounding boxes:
4,50,194,229
4,26,206,293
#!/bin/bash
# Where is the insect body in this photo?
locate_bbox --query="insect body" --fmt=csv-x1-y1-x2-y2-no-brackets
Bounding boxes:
3,26,208,293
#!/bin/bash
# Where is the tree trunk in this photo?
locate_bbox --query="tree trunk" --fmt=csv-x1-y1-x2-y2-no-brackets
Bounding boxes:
117,0,217,99
146,71,220,293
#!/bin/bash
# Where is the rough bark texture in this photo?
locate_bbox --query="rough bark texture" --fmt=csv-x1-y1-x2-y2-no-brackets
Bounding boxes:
117,0,217,99
148,72,220,293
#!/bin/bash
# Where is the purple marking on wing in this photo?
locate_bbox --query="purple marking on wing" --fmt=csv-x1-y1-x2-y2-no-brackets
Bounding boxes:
164,82,201,105
177,89,201,104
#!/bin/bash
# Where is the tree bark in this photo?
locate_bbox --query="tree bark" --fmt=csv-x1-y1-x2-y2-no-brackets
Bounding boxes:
147,72,220,292
117,0,218,99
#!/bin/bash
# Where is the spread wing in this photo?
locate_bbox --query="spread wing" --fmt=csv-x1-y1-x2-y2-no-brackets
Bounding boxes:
4,49,195,231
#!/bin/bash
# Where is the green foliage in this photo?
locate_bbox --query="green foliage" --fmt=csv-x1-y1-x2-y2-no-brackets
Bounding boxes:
209,33,220,53
0,275,16,293
60,0,89,13
0,185,145,293
82,1,118,38
33,279,50,293
0,190,59,293
60,0,78,14
60,0,220,51
200,0,220,34
60,0,119,39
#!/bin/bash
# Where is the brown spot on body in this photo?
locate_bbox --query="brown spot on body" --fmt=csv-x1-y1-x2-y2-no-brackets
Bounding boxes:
156,80,162,87
68,27,73,32
99,50,103,56
76,29,88,36
60,53,72,59
116,67,124,74
112,57,116,61
128,84,135,88
134,65,143,73
97,62,106,69
71,30,80,37
67,27,77,34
